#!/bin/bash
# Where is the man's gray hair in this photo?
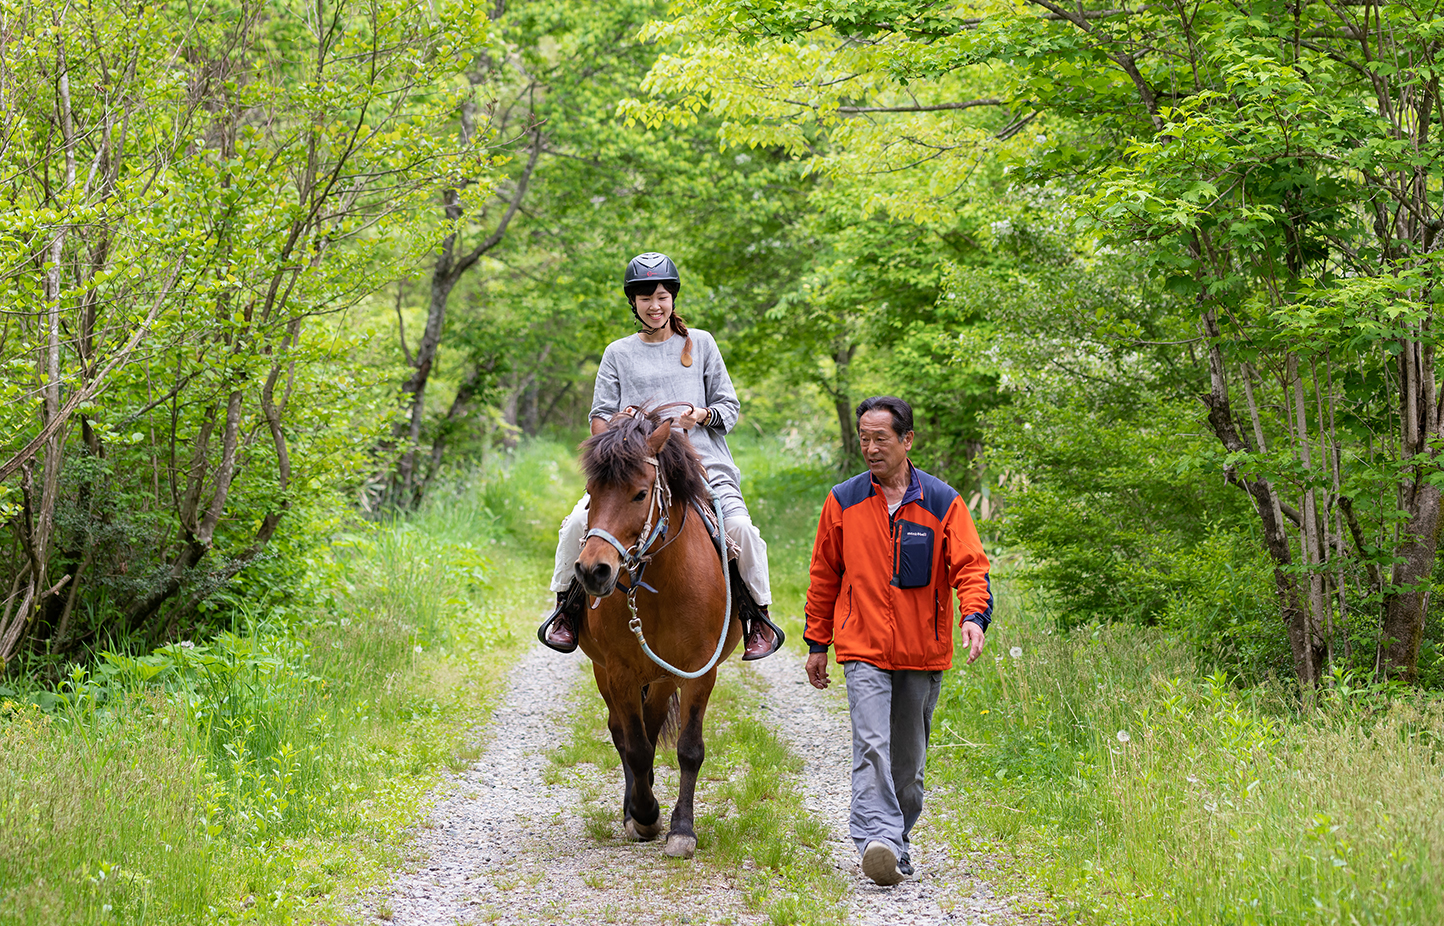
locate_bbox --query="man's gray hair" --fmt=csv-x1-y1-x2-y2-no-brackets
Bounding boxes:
855,396,913,437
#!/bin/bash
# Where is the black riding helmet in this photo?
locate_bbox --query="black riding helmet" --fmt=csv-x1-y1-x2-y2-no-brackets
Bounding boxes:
624,252,681,298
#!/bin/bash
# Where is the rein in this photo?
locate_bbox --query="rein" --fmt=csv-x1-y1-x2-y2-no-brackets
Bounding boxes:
626,486,731,680
586,450,732,680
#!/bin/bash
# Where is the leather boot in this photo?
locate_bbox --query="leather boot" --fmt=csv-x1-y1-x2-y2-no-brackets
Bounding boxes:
537,580,584,653
742,607,784,661
729,560,784,661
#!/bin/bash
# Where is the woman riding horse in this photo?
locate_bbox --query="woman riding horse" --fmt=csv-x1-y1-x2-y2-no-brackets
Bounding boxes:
537,252,784,660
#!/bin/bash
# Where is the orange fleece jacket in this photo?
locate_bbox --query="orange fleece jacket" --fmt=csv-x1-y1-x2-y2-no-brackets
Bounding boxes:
804,463,992,670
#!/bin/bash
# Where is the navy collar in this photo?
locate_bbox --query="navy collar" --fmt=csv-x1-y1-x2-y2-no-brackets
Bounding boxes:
869,460,922,509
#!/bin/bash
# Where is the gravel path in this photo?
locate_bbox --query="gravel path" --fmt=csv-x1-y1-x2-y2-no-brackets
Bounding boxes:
375,641,766,926
374,638,1021,926
752,650,1018,926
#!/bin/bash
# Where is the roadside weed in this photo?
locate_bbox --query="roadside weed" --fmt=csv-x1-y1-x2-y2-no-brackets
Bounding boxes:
930,584,1444,925
0,441,579,925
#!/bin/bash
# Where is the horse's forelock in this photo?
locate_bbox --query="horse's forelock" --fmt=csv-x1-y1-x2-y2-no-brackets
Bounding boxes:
581,406,708,509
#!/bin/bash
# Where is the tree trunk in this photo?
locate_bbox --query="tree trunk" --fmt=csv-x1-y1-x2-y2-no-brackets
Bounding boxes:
1379,330,1440,682
393,266,457,499
386,128,542,506
831,344,860,470
1199,310,1323,685
834,394,860,469
1379,487,1438,682
523,379,539,436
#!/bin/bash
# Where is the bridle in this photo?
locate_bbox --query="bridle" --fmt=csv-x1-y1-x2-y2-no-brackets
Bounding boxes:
582,453,673,595
581,440,732,681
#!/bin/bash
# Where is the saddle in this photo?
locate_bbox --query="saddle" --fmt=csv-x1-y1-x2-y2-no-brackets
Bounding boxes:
690,498,766,623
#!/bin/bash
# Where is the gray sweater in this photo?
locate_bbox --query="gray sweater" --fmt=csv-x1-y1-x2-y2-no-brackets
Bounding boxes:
590,329,748,519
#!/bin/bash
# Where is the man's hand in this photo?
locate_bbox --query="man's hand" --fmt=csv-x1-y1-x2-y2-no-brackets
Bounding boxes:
806,651,830,689
961,621,986,664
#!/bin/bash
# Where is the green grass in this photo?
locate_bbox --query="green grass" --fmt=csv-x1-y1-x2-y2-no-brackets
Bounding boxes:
549,663,848,926
0,439,581,926
927,583,1444,926
731,430,836,641
697,669,848,926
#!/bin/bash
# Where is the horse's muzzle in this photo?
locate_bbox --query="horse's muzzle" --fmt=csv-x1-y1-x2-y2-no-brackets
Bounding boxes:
575,559,619,598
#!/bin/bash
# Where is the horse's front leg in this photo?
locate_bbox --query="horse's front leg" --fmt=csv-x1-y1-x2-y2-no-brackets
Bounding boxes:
610,677,663,840
595,662,640,828
666,672,715,858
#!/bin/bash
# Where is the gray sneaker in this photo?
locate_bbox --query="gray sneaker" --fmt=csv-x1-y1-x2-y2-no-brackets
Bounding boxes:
899,852,914,877
862,840,903,886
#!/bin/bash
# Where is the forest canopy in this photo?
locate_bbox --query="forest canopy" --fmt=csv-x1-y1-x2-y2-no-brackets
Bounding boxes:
3,0,1444,690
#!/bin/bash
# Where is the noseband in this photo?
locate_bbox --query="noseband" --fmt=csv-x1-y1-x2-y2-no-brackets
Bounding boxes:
583,453,672,591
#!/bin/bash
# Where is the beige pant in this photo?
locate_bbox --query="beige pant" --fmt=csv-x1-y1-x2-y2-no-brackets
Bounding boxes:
550,493,771,606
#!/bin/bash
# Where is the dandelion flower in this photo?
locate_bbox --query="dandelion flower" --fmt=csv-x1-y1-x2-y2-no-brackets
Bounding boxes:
1010,646,1023,659
414,645,423,654
1116,730,1131,744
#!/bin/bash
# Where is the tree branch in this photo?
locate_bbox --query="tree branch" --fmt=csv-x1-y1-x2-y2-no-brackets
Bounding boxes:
449,129,544,282
0,265,178,484
834,99,1005,114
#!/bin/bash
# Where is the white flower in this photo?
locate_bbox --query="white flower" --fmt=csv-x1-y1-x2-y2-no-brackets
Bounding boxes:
1116,730,1131,744
1009,646,1023,659
179,640,195,649
413,645,423,654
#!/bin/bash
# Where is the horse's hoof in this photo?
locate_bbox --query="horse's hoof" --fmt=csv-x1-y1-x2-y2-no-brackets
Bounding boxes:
624,818,663,841
664,834,697,859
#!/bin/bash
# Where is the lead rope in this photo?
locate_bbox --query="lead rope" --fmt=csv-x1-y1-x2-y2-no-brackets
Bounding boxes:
628,485,731,680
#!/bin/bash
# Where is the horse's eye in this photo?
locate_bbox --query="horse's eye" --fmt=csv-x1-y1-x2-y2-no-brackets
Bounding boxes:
633,491,647,502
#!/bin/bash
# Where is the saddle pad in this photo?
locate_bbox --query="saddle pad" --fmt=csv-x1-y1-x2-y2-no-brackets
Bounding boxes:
692,499,740,561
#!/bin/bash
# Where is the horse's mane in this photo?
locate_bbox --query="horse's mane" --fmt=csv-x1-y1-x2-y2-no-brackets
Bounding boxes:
581,405,710,511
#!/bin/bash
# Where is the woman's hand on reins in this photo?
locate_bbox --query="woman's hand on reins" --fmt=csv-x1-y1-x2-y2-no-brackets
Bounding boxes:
677,404,710,430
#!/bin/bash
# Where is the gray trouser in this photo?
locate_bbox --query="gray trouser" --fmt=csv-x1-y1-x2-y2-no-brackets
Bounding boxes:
843,661,943,859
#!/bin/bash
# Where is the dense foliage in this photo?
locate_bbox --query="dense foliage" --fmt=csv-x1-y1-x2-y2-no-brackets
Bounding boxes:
7,0,1444,688
0,0,500,669
628,0,1444,686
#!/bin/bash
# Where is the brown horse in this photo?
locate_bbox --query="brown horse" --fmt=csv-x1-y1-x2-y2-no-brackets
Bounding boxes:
573,406,742,859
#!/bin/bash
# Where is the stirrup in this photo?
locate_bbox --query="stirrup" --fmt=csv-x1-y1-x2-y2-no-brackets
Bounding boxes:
742,612,785,661
538,582,584,653
729,560,784,660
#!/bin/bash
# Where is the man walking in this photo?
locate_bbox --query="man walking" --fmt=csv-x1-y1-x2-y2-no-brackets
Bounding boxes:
804,396,992,885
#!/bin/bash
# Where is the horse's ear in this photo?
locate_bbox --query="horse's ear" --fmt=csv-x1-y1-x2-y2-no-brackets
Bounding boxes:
647,418,673,455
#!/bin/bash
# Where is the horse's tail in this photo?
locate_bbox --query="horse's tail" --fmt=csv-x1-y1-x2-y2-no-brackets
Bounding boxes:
656,690,683,750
